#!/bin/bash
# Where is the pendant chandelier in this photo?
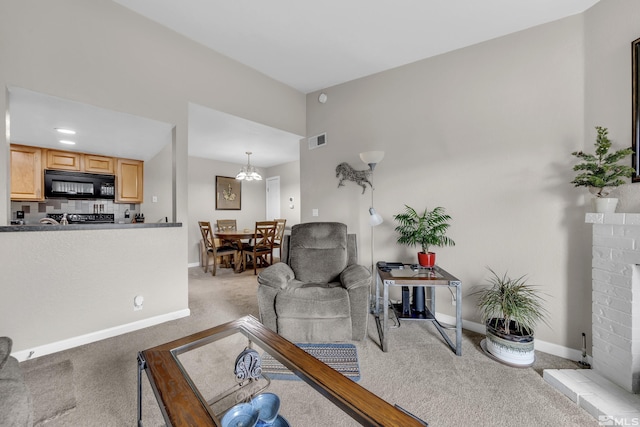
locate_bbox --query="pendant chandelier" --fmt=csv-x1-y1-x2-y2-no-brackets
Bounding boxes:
236,151,262,181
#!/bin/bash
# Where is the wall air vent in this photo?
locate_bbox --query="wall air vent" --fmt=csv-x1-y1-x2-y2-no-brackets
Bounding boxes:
308,133,327,150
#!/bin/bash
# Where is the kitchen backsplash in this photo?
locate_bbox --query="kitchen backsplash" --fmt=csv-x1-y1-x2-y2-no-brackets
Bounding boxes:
11,200,139,224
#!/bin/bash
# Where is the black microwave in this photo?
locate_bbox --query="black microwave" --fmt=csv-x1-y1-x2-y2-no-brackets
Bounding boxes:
44,169,115,200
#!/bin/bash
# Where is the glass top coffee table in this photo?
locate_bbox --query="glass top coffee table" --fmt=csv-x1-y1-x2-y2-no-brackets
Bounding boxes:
137,315,426,426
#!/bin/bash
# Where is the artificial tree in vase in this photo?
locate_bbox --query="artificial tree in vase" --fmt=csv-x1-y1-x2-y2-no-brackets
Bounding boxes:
571,126,635,213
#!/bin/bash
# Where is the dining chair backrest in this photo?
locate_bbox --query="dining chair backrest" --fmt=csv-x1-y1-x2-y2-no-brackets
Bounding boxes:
245,221,278,274
200,221,232,250
274,219,287,245
198,221,214,249
216,219,237,232
199,220,238,275
253,221,277,251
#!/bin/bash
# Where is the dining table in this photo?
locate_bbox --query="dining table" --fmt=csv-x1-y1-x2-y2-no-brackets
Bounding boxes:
214,230,255,273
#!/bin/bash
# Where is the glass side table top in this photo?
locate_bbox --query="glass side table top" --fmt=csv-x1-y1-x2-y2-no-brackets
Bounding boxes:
389,268,444,279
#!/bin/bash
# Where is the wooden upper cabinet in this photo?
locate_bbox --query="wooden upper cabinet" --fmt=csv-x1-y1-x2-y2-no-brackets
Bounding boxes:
10,145,43,201
116,158,144,203
9,144,144,203
46,149,81,171
83,154,115,174
45,149,114,174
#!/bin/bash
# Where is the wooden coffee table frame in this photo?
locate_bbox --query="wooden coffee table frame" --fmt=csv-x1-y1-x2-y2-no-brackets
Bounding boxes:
137,315,425,426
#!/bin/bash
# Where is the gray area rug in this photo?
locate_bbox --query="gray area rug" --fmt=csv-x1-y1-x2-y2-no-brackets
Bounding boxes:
261,343,360,381
18,266,599,426
22,359,76,425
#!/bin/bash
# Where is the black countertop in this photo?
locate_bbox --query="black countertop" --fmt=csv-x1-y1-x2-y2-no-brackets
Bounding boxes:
0,222,182,232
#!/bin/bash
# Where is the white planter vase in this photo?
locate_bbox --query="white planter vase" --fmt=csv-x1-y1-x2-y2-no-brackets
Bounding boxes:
483,320,535,367
592,197,618,213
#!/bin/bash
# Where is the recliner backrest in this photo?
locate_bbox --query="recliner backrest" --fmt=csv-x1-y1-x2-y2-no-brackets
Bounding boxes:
281,233,357,267
288,222,350,283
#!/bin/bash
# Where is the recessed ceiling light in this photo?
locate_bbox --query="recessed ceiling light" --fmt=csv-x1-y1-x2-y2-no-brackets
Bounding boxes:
59,140,76,145
55,128,76,135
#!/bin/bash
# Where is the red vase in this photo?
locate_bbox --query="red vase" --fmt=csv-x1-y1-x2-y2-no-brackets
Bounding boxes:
417,252,436,267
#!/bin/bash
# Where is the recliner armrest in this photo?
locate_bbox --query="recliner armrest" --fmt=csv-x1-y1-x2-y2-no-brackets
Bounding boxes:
257,262,296,289
340,265,371,290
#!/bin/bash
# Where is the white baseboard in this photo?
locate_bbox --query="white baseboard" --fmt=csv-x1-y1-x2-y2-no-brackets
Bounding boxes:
11,309,191,362
187,262,200,268
12,307,589,365
436,312,590,364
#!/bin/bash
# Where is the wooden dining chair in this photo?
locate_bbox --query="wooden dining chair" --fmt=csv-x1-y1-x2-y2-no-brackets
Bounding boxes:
272,218,287,261
198,221,238,276
215,219,239,267
243,221,277,275
216,219,237,232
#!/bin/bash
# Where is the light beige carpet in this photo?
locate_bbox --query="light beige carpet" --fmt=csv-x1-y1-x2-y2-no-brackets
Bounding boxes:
22,359,76,425
18,266,598,426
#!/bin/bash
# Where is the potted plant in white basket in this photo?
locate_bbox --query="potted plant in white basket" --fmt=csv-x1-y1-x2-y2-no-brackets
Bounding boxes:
571,126,635,213
473,268,548,367
393,205,455,267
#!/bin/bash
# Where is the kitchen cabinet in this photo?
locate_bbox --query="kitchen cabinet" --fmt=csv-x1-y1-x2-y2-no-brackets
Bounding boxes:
83,154,115,174
10,145,43,201
46,149,114,174
9,144,143,203
116,158,144,203
46,150,81,171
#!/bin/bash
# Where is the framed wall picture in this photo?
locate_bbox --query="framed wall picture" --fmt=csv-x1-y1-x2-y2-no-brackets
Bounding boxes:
216,176,241,210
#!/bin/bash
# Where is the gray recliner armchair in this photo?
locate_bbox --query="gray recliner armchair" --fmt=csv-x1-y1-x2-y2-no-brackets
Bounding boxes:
257,222,371,342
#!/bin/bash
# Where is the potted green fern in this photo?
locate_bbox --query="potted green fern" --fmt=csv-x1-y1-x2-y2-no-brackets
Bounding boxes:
473,268,548,367
571,126,635,213
393,205,455,267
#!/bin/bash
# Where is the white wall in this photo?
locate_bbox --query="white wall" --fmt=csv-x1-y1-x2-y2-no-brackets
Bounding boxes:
584,0,640,212
0,0,305,354
266,160,301,228
142,134,174,223
0,227,186,356
303,15,590,351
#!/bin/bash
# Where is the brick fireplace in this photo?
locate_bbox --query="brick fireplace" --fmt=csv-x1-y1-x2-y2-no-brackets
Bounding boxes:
586,213,640,393
544,213,640,423
587,212,640,393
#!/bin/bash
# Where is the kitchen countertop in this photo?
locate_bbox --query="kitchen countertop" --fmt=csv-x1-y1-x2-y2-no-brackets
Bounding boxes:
0,222,182,232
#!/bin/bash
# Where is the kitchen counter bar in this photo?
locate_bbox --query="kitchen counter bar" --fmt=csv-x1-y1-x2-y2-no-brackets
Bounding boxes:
0,222,182,232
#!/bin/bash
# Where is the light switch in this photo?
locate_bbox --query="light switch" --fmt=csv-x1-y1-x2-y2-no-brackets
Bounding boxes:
152,196,158,203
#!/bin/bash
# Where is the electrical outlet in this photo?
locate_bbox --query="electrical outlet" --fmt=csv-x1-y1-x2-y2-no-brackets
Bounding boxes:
312,208,319,217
